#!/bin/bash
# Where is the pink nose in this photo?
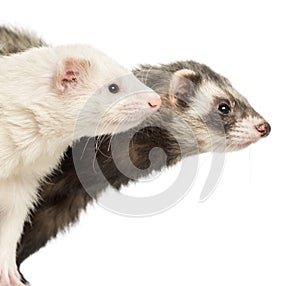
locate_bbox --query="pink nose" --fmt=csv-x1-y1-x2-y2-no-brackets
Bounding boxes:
148,97,161,109
255,121,271,137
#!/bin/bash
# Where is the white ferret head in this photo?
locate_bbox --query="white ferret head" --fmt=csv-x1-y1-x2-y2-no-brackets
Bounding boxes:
52,45,161,138
16,45,161,140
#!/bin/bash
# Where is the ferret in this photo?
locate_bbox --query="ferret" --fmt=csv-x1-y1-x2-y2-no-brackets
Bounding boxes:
0,27,270,284
0,38,160,286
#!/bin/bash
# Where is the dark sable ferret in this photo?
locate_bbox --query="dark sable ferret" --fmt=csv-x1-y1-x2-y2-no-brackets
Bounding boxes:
0,26,270,283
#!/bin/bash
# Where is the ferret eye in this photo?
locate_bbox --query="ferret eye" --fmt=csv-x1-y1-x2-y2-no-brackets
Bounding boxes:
218,103,231,115
108,83,120,94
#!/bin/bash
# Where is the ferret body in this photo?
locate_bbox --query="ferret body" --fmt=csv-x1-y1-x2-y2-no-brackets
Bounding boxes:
0,41,160,286
0,27,270,284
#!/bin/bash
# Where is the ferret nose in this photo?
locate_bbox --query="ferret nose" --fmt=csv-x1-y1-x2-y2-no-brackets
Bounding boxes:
255,121,271,137
148,97,161,109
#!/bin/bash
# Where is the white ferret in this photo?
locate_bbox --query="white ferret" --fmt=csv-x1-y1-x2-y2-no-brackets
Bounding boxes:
0,45,160,285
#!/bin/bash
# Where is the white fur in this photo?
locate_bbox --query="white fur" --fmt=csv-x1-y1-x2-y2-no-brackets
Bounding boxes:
198,80,225,101
174,69,197,77
226,115,264,150
0,45,160,285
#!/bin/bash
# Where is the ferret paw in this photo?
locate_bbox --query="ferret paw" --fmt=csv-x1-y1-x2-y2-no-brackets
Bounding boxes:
0,265,26,286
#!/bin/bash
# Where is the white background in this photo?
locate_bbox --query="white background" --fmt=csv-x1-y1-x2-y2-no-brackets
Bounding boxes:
1,0,300,285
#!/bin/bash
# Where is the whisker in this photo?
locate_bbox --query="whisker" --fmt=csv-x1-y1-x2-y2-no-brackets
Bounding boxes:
79,136,93,161
92,114,130,172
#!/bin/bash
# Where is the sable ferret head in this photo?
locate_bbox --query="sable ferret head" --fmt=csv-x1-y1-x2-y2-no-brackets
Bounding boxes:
134,61,270,153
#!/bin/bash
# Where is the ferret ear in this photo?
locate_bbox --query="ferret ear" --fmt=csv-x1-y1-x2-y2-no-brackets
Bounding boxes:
56,58,90,94
169,69,201,107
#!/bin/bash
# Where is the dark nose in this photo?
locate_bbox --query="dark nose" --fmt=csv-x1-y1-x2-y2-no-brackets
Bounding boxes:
255,121,271,137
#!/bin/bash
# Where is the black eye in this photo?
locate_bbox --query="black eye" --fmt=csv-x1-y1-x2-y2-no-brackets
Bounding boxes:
218,103,231,115
108,83,120,94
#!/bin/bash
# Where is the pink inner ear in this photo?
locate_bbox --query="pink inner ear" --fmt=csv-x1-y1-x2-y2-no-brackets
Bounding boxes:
63,59,80,82
60,70,78,91
170,75,192,96
57,58,90,93
63,70,78,82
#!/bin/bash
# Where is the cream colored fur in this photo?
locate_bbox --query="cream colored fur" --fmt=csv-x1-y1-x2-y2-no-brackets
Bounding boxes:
0,45,160,285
